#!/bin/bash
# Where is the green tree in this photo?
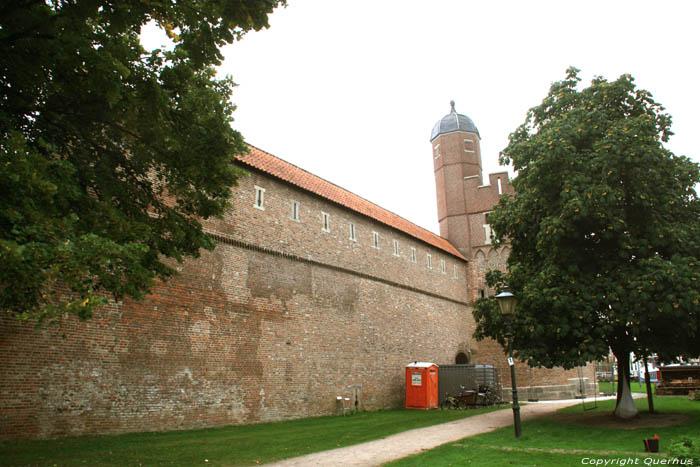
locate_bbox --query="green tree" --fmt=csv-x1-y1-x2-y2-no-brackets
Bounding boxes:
473,68,700,418
1,1,285,322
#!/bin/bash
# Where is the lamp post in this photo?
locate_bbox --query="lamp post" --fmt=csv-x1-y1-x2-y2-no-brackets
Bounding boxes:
495,288,522,438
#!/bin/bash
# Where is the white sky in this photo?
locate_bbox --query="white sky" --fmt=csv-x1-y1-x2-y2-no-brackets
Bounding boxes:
144,0,699,235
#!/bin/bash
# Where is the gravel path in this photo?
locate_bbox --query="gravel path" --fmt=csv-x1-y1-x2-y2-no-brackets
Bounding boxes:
265,399,593,467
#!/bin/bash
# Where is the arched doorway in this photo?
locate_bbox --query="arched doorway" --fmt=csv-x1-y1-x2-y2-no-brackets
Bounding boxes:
455,352,470,364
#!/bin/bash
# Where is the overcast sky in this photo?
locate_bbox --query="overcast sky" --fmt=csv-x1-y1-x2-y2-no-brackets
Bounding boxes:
146,0,699,235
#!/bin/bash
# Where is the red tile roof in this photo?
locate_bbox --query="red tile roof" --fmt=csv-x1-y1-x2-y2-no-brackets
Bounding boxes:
237,145,466,261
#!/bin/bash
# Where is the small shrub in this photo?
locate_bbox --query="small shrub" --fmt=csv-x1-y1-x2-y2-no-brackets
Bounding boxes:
669,437,700,465
688,390,700,401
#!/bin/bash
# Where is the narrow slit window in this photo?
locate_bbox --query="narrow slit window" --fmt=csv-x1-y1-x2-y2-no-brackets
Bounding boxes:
497,178,503,195
372,231,379,249
427,254,432,270
291,201,300,221
483,212,492,245
411,247,417,263
349,222,356,241
483,224,492,245
254,186,265,210
393,240,400,257
322,212,330,232
453,264,458,279
440,259,446,274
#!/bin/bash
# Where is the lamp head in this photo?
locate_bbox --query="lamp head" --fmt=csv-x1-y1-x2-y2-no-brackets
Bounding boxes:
495,288,517,316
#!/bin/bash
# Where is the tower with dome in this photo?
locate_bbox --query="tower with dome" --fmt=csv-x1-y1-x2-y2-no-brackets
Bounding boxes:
430,101,514,300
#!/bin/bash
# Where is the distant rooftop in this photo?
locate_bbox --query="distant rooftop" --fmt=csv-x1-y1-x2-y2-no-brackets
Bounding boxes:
430,100,479,140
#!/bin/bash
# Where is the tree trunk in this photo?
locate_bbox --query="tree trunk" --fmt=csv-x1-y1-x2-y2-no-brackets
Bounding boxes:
613,350,638,419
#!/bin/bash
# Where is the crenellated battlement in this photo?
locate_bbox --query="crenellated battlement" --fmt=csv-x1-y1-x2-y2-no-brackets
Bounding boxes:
465,171,513,215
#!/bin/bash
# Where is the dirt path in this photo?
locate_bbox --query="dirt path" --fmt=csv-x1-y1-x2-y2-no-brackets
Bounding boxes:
264,399,589,467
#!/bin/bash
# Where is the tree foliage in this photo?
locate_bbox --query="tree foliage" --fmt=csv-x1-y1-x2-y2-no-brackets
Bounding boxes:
1,0,285,322
473,68,700,395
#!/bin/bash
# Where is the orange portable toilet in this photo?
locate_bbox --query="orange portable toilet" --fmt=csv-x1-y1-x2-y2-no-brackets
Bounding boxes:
405,362,439,409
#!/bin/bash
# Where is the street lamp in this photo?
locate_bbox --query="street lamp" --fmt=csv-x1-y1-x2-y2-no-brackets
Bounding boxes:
495,288,522,438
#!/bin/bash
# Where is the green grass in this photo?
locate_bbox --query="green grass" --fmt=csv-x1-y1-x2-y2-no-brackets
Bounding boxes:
387,396,700,466
386,442,642,467
5,398,697,466
598,380,657,394
0,406,507,466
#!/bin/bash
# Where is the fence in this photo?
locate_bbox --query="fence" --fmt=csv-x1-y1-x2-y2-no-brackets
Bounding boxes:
496,365,598,401
595,364,615,382
438,364,502,404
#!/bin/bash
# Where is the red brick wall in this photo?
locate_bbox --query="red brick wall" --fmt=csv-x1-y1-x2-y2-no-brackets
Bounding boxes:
0,171,472,440
0,150,598,440
431,131,482,182
207,171,468,301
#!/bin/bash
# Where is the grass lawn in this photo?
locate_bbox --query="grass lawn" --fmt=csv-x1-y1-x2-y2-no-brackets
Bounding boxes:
386,443,638,466
598,380,657,394
387,396,699,466
0,405,507,466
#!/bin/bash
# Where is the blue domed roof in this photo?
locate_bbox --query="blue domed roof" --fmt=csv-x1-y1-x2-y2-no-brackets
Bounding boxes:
430,101,480,141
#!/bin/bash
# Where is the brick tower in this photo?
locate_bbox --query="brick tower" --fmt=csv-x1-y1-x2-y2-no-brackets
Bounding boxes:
430,101,483,255
430,101,513,295
429,103,597,397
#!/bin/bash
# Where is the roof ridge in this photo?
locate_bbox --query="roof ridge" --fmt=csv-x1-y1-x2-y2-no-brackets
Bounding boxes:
237,144,466,261
245,143,393,213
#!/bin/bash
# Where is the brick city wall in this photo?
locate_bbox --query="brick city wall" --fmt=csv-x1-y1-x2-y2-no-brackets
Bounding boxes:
0,165,597,440
207,170,469,301
0,170,472,440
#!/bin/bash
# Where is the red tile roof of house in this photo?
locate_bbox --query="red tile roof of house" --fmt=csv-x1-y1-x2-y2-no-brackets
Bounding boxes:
237,145,466,261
